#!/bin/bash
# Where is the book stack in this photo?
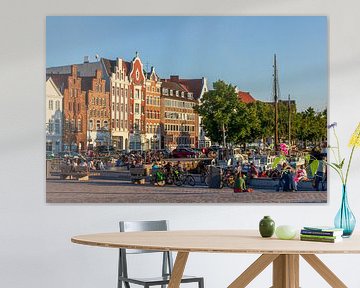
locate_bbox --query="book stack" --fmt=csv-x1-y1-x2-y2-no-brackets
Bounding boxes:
300,226,344,243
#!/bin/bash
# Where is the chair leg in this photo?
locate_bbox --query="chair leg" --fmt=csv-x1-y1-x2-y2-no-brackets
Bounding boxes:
199,278,204,288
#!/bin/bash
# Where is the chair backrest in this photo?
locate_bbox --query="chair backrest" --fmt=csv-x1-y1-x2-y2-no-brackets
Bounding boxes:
118,220,174,284
119,220,168,254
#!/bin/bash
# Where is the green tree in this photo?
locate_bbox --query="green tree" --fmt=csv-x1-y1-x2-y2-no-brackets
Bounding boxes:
195,80,240,145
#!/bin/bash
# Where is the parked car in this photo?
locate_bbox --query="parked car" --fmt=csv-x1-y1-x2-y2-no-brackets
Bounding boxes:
171,148,198,158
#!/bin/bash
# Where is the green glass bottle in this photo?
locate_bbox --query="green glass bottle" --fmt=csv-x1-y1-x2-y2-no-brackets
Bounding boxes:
259,216,275,238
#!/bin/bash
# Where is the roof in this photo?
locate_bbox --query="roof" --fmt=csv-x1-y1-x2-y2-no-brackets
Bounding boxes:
161,76,205,100
161,81,188,93
46,61,102,77
178,79,204,100
237,91,256,104
101,58,117,76
101,58,132,77
47,73,70,93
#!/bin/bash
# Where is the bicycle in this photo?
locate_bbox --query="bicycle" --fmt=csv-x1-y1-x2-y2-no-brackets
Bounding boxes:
171,169,196,187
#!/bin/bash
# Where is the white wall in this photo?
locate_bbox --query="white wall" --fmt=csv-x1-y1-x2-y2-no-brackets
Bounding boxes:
1,1,360,287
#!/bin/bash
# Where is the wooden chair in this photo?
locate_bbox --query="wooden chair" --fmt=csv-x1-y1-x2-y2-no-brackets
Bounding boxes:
118,220,204,288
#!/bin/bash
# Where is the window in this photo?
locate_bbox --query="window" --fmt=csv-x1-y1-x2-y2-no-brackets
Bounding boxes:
135,103,140,114
135,89,140,99
46,141,52,152
89,120,93,130
134,119,140,131
48,120,54,133
121,120,124,129
170,90,173,96
55,119,60,134
78,119,82,131
48,100,53,110
136,70,139,80
121,104,124,112
103,121,108,129
55,100,60,110
112,102,115,111
116,119,119,128
96,120,101,130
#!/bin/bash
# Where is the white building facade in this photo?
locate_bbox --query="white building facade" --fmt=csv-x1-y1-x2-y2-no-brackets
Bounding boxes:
109,58,130,151
46,77,63,154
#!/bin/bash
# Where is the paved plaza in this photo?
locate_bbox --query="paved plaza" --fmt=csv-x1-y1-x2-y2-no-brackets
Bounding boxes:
46,178,327,203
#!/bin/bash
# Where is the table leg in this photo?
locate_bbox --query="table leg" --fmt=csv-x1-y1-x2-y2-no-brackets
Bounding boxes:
272,254,299,288
228,254,279,288
301,254,347,288
168,251,189,288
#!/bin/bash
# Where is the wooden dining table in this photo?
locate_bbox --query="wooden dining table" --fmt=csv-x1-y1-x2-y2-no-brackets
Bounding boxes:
71,230,360,288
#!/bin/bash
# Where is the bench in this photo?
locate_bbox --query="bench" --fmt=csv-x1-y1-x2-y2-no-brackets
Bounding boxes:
60,165,89,181
129,167,146,184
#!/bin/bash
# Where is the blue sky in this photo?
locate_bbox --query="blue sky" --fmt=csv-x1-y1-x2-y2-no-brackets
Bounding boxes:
46,16,328,111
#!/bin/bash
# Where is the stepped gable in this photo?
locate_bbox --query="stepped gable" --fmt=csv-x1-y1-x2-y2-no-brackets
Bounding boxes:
80,76,93,92
237,91,256,103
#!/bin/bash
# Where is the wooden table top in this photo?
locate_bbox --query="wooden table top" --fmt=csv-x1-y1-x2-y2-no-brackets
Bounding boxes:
71,230,360,254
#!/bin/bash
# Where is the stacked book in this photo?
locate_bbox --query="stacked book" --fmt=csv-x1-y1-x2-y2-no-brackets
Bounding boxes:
300,226,344,243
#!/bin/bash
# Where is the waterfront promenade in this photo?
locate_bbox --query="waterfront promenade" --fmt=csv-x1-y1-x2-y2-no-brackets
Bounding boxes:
46,178,327,203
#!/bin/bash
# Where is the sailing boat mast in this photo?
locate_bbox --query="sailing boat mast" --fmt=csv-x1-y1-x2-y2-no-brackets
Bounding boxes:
288,94,291,154
273,54,280,149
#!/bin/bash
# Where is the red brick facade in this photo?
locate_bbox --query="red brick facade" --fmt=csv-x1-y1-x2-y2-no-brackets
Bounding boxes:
145,67,162,149
83,69,110,149
160,79,199,149
51,65,87,151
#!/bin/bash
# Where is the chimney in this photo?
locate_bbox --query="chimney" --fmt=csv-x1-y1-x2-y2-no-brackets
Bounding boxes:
170,75,179,82
84,56,89,63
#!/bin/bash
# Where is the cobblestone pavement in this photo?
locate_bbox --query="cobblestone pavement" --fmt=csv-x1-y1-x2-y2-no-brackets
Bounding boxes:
46,178,327,203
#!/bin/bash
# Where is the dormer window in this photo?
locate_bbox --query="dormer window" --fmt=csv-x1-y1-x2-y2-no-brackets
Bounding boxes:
181,92,184,97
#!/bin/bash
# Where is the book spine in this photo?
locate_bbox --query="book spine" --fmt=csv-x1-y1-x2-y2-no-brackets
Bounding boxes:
300,236,337,243
300,230,336,237
300,234,337,240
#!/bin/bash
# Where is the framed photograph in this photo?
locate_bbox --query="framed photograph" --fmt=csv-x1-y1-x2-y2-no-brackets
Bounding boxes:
46,16,327,203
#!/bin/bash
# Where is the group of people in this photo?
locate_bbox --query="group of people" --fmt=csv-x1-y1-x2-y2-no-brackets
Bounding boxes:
61,157,106,171
276,163,308,192
150,161,184,185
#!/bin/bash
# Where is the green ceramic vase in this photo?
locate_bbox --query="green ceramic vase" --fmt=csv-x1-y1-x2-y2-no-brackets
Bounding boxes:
259,216,275,237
